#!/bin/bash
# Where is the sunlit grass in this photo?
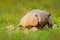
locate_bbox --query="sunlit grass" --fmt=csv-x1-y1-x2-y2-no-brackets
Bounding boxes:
0,0,60,40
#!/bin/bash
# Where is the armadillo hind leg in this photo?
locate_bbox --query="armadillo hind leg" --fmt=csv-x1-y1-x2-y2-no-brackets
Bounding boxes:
18,25,23,30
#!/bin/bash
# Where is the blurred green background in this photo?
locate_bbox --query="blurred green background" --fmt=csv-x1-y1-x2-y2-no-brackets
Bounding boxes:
0,0,60,40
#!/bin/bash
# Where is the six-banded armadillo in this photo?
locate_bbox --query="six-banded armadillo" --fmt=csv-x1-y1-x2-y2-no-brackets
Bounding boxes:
18,10,54,29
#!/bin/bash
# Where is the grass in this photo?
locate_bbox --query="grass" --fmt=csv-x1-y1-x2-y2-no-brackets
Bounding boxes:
0,0,60,40
0,28,60,40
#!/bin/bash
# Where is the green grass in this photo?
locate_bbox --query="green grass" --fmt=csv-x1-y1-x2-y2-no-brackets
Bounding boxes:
0,0,60,40
0,28,60,40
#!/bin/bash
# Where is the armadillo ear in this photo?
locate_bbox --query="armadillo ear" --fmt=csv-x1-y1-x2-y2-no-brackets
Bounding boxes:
48,14,51,17
35,15,38,17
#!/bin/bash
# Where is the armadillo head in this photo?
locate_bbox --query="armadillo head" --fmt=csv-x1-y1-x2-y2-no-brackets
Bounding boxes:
39,14,51,27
